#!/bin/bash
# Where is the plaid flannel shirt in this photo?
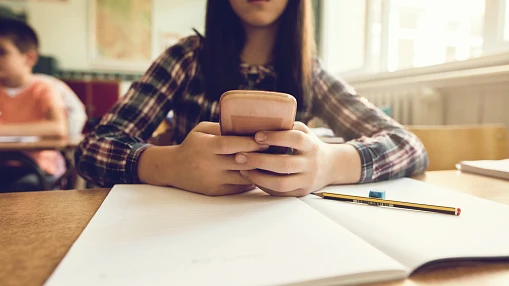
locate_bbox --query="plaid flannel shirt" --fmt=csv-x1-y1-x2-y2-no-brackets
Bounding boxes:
75,36,428,187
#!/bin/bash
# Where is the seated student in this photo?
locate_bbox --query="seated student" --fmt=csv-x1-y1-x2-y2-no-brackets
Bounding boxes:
0,18,67,192
35,74,87,136
76,0,428,197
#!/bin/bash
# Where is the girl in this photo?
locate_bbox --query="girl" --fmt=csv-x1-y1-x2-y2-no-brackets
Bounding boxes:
75,0,428,197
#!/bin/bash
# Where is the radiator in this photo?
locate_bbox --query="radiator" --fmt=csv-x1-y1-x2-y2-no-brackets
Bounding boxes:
360,87,444,125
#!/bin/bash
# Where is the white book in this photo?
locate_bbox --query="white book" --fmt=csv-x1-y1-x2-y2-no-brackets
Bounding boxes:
45,178,509,286
0,136,40,143
457,159,509,180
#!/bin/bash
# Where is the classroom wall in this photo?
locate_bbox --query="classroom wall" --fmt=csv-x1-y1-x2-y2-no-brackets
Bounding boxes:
0,0,206,71
28,0,89,70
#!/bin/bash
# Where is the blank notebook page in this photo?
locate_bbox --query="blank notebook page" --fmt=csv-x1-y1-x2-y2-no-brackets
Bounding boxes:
45,184,406,286
302,178,509,271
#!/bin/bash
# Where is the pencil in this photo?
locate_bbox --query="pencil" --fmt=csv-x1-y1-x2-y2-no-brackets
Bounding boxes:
312,192,461,216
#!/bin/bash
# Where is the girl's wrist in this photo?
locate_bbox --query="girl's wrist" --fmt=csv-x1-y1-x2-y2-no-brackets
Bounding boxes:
138,145,180,186
326,143,362,185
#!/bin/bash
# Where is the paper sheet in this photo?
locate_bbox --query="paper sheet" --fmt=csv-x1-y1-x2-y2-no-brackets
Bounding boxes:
46,185,406,286
303,178,509,271
461,159,509,172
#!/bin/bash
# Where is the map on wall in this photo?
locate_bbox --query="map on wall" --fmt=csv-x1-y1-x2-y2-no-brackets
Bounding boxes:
91,0,152,70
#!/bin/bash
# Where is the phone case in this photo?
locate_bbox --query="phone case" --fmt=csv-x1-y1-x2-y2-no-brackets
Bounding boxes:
219,90,297,136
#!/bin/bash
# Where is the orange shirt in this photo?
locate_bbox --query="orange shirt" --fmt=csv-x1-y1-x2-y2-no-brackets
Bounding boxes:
0,77,66,176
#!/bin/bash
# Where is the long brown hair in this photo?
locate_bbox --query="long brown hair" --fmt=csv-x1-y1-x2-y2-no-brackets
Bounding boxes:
202,0,316,113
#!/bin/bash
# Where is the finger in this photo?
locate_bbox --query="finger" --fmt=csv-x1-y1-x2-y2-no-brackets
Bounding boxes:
213,184,255,196
292,121,312,134
235,152,308,174
223,170,254,185
211,136,268,155
240,170,307,193
193,121,221,135
216,155,258,171
254,129,313,152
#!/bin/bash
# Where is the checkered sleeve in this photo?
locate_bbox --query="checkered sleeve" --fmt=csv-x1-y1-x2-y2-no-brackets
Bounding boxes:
311,62,428,183
75,36,200,187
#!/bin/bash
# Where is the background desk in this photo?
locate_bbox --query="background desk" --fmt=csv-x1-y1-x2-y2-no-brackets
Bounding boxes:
1,171,508,286
0,136,82,152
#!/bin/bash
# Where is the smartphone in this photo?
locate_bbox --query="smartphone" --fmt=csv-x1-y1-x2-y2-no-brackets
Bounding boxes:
219,90,297,154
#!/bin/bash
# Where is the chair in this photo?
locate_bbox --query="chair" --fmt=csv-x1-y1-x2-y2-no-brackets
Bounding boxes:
407,124,509,171
0,152,53,191
0,148,77,191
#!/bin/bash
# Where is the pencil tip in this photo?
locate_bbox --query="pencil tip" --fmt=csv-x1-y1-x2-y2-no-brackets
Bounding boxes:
311,193,324,198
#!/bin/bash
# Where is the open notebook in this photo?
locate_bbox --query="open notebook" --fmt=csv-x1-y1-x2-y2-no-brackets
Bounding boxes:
457,159,509,180
46,178,509,286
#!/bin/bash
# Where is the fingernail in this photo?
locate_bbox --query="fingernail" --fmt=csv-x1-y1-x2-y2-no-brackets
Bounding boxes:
255,132,267,142
259,144,269,150
236,153,248,163
240,170,249,178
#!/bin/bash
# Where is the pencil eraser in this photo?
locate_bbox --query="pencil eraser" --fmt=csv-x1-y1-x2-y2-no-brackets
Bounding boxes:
369,190,386,199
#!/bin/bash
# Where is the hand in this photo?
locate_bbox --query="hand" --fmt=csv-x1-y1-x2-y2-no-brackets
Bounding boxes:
235,122,337,197
164,122,268,196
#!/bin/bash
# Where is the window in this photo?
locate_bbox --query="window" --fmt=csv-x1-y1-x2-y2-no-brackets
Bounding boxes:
383,0,485,71
505,0,509,41
321,0,509,75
